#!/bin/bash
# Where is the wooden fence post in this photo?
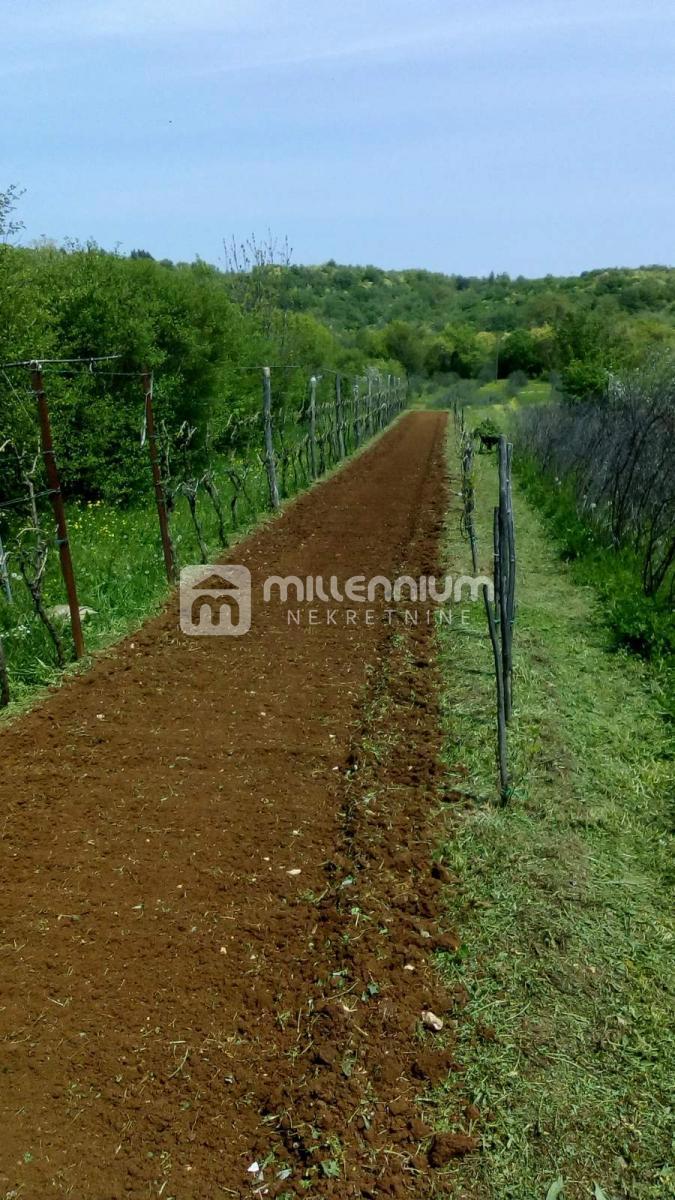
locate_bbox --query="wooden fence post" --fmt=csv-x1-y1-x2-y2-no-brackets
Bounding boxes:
0,635,8,707
506,443,516,628
308,374,318,479
0,533,12,604
262,366,280,507
505,442,516,710
353,381,361,447
29,363,85,660
460,429,509,802
484,576,510,802
498,436,513,721
493,506,501,626
142,370,176,583
336,373,346,459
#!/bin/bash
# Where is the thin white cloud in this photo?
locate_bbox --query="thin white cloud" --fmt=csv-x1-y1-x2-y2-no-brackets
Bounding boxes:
193,1,675,75
8,0,674,46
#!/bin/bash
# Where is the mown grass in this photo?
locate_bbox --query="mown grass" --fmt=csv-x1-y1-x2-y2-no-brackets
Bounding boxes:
461,397,675,691
432,431,674,1199
477,378,553,409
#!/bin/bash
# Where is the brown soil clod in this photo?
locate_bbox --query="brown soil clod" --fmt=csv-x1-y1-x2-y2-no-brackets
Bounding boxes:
428,1132,480,1167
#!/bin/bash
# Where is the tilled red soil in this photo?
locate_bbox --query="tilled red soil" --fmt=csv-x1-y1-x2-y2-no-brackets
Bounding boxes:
0,412,473,1199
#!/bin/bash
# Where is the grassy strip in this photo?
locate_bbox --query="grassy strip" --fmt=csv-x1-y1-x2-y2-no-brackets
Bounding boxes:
432,430,674,1199
514,459,675,674
461,393,674,684
0,457,271,710
0,414,408,715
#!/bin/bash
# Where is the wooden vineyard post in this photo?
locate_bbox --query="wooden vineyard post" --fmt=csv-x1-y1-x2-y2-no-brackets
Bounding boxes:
461,430,509,802
367,375,374,438
346,381,355,451
506,446,516,618
29,363,85,660
0,635,8,707
262,367,280,508
0,532,12,604
493,506,501,628
505,441,516,710
498,436,513,720
336,373,346,459
142,370,176,583
308,375,318,478
353,381,361,447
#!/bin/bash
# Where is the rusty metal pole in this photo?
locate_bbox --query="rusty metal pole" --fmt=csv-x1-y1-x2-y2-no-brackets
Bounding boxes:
29,363,85,659
142,370,176,583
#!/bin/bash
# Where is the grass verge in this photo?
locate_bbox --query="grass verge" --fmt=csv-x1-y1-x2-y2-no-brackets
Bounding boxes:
461,397,675,680
0,414,408,717
0,458,269,712
432,428,674,1199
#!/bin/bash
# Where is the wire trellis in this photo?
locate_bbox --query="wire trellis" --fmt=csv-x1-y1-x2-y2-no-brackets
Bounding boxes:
0,360,409,706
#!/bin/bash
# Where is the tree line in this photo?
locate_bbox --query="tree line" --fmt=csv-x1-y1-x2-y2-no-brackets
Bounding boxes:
0,194,401,505
273,260,675,402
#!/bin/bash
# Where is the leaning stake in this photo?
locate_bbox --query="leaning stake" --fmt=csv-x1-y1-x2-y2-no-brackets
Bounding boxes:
30,362,85,660
142,370,176,583
0,532,12,604
497,436,512,721
262,367,280,507
336,373,346,459
0,634,9,707
308,374,318,479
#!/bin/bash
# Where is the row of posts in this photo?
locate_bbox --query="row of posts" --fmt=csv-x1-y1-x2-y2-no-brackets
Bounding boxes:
8,364,405,664
458,409,516,803
262,368,405,517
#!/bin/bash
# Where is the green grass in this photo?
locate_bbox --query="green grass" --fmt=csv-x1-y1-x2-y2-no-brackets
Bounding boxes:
471,378,553,417
0,454,272,711
515,461,674,670
0,411,408,715
459,399,675,678
431,429,674,1199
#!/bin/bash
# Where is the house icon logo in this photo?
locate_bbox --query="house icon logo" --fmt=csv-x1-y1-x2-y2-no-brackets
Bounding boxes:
179,565,252,636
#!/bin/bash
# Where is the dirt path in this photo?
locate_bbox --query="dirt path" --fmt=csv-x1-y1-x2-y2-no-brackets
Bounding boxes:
0,412,468,1199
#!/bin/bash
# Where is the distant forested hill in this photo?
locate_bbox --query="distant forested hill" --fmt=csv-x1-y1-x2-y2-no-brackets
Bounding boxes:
3,170,674,418
277,262,675,333
273,262,675,398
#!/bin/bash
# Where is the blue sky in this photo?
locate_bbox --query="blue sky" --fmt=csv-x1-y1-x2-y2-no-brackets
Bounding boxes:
3,0,674,275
